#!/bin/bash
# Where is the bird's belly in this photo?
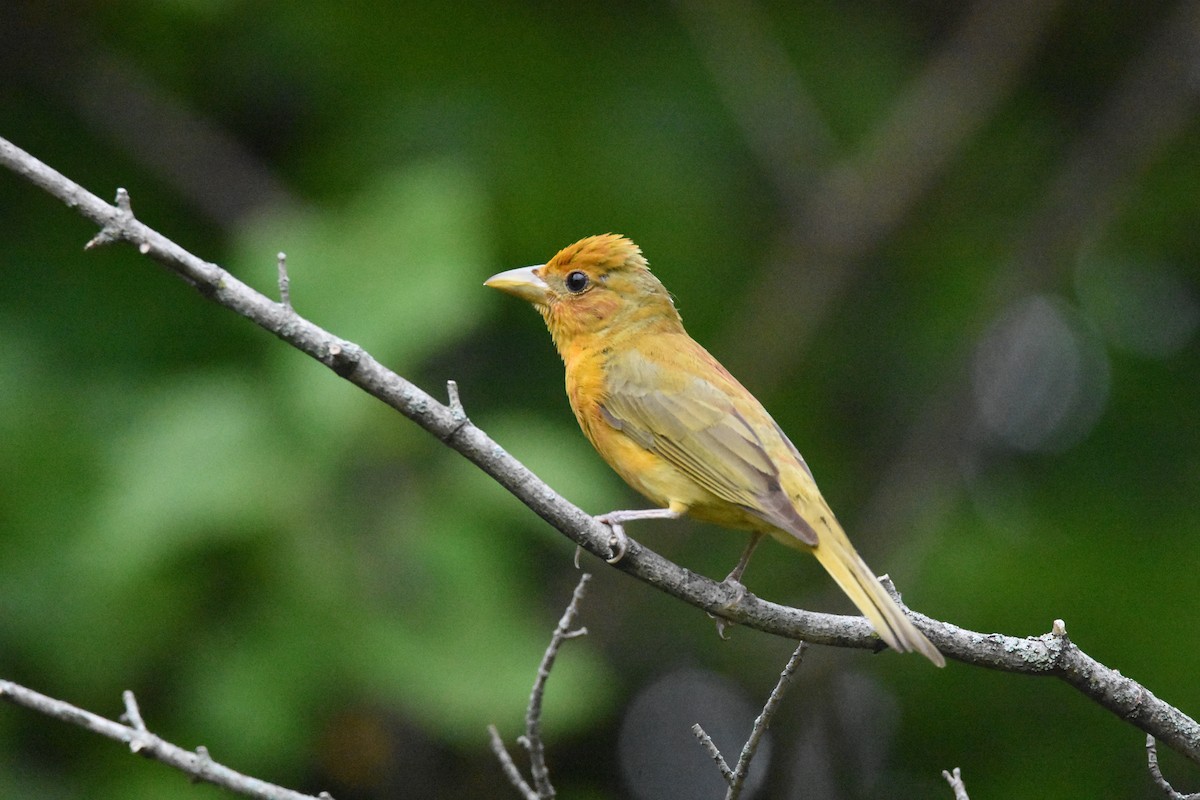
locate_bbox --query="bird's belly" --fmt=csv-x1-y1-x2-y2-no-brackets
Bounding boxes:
593,429,764,533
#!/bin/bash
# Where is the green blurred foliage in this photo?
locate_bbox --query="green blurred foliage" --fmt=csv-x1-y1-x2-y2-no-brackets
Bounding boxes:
1,2,1198,799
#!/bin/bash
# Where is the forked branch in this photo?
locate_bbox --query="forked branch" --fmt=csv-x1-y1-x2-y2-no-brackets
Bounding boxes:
692,642,808,800
490,573,593,799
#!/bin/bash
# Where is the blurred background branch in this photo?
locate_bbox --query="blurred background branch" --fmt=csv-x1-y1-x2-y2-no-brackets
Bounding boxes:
699,0,1067,390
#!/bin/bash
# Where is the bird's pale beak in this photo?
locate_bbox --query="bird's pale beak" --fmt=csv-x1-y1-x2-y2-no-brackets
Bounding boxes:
484,264,549,304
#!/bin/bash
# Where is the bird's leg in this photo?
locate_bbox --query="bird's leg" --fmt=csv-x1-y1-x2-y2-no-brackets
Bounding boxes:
595,507,682,564
723,531,765,586
711,532,766,638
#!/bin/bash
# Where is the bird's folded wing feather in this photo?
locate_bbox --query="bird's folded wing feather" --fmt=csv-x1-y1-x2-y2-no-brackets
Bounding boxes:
600,345,819,546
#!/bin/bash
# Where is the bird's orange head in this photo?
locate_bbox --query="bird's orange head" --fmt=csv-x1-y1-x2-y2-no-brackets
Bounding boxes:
485,234,682,353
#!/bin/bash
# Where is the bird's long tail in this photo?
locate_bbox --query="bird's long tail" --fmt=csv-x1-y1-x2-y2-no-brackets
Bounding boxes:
810,523,945,667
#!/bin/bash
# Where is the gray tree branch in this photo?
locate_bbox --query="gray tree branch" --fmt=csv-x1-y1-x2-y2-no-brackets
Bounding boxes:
490,573,592,799
1148,736,1200,800
693,642,808,800
0,681,329,800
942,767,970,800
2,134,1199,769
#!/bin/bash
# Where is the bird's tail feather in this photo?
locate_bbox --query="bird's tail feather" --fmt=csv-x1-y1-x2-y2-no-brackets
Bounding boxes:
811,527,945,667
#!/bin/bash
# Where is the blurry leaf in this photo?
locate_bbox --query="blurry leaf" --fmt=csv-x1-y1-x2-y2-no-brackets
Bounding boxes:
234,158,493,444
73,372,303,584
350,502,614,746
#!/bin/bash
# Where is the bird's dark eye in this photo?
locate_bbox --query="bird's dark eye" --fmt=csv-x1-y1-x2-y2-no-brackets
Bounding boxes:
564,270,590,294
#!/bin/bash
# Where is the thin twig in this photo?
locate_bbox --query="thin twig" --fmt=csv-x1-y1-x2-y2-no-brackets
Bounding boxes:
276,252,292,311
446,379,464,417
727,642,808,797
440,380,472,444
693,643,808,799
0,680,328,800
488,725,539,800
942,767,970,800
522,573,592,798
691,723,735,784
121,689,146,731
490,573,592,799
120,689,153,755
2,135,1200,768
1148,736,1200,800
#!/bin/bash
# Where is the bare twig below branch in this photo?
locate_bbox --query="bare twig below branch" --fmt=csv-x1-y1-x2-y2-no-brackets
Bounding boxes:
942,767,970,800
1148,736,1200,800
728,642,807,796
694,643,807,799
1,135,1199,768
691,723,735,784
491,573,592,799
488,725,540,800
0,680,328,800
525,573,591,797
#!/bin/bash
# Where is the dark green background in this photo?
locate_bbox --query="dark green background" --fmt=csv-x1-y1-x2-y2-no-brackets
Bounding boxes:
2,2,1198,798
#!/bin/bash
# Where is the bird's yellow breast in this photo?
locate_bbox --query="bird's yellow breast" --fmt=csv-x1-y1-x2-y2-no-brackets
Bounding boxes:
563,338,771,534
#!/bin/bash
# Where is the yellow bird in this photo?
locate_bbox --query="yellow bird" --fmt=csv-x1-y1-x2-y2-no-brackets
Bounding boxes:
486,234,943,666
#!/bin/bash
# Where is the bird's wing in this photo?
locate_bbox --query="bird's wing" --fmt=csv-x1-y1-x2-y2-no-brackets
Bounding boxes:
601,344,819,546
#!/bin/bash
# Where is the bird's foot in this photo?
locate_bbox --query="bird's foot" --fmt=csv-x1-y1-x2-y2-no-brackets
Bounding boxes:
593,507,683,563
707,578,750,639
717,576,748,608
595,514,630,564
